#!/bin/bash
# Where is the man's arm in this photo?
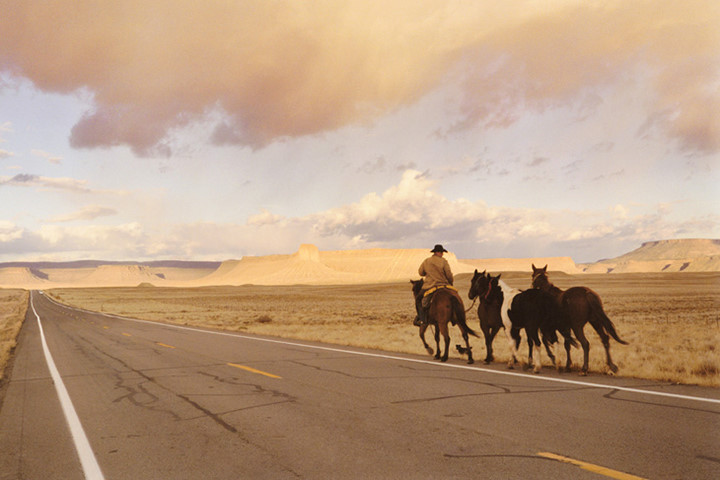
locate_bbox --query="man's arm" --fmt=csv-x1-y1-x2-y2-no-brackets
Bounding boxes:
444,260,454,285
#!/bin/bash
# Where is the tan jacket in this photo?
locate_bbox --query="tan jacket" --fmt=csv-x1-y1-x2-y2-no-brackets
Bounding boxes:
418,254,454,290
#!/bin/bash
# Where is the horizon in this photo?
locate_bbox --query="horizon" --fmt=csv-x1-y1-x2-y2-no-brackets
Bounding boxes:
1,2,718,264
0,237,716,268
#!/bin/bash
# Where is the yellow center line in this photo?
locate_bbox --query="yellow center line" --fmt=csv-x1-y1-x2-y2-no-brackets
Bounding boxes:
227,363,281,379
103,326,110,329
122,333,132,337
155,342,176,349
538,452,647,480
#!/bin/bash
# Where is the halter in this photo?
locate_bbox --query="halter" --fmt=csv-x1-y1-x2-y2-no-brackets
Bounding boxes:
483,282,494,301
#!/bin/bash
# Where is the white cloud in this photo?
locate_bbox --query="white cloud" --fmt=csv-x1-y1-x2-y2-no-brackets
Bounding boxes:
45,205,118,223
31,149,63,164
0,221,23,243
1,173,90,192
246,209,286,227
0,169,717,263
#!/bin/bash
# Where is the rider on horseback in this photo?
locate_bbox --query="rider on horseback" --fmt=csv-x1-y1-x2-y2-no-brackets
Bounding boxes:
414,244,455,326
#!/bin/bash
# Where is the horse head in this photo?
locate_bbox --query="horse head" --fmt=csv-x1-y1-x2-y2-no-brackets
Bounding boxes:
410,279,424,299
468,269,489,300
531,264,548,281
531,264,550,290
488,274,504,304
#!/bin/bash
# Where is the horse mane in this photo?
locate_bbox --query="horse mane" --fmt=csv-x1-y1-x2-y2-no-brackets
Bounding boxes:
496,277,520,297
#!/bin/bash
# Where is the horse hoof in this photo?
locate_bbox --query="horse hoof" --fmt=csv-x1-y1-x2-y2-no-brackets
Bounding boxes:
467,358,474,365
579,371,588,377
609,364,619,374
440,357,448,363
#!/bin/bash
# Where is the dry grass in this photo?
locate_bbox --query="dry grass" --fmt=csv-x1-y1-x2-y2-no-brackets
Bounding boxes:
47,272,720,386
0,290,29,381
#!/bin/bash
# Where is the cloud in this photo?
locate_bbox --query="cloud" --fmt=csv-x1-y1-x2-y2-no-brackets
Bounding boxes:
0,173,129,195
0,149,14,159
0,221,23,243
45,205,118,223
1,2,716,156
0,221,147,260
246,209,286,227
31,149,63,164
446,2,720,155
1,173,91,192
2,168,717,262
297,169,720,260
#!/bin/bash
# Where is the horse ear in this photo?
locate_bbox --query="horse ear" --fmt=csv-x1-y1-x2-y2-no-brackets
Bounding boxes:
543,265,547,272
474,269,478,274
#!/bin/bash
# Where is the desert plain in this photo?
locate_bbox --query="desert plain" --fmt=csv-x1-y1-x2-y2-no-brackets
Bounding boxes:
40,270,720,387
1,239,719,387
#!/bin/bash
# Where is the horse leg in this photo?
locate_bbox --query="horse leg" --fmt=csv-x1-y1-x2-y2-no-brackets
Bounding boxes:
589,321,618,373
530,329,543,374
485,327,498,364
560,333,573,372
461,329,474,364
526,333,534,371
439,320,450,362
574,325,590,375
542,333,557,371
433,322,441,360
507,327,521,369
419,324,433,356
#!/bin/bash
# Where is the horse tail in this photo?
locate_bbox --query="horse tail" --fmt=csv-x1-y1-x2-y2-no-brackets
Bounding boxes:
587,291,628,345
451,296,479,337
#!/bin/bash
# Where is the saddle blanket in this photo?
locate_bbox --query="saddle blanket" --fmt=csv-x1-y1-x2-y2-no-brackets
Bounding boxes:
422,284,458,298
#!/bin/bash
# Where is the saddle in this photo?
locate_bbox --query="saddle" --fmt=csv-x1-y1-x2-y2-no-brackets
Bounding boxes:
421,285,462,308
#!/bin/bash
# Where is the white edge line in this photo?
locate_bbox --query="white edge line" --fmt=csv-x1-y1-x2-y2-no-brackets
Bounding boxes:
41,292,720,406
32,292,106,480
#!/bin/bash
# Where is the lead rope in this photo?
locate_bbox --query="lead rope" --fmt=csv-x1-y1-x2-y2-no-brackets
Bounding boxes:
464,297,477,313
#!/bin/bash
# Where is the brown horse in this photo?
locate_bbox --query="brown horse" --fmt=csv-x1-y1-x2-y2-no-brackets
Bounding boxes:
468,270,504,364
470,269,577,372
531,264,628,375
411,279,477,364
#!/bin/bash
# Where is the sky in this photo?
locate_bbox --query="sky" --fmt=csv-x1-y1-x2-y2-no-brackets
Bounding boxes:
0,0,718,264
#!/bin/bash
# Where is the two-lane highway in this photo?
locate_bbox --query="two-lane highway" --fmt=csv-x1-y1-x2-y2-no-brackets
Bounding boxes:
1,291,718,479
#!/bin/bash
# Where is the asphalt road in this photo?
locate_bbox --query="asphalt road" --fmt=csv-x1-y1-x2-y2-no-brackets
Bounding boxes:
1,291,718,479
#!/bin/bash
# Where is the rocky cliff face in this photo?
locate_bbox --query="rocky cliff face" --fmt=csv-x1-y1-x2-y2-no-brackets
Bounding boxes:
581,239,720,273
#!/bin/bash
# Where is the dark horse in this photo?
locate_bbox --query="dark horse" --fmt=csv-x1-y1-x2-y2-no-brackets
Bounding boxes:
531,264,628,375
508,288,578,373
468,270,504,364
469,269,577,372
411,279,477,364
